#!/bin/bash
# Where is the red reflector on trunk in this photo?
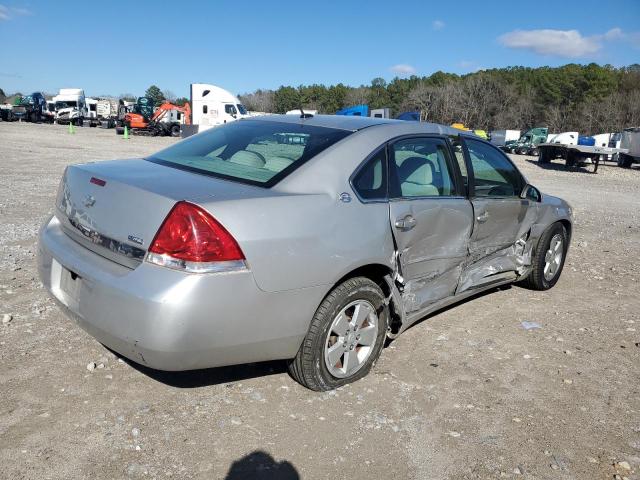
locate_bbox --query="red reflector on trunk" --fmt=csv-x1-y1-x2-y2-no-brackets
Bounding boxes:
90,177,106,186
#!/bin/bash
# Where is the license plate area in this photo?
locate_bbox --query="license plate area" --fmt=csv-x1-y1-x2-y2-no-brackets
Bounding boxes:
51,259,82,312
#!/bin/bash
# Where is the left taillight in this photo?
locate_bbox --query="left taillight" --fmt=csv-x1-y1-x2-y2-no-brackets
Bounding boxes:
146,201,246,273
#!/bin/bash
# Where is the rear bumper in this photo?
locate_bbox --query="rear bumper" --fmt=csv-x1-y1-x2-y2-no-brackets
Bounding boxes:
38,215,323,370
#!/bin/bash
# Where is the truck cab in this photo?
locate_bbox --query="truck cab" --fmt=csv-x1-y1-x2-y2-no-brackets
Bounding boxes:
182,83,249,137
53,88,87,125
14,92,47,122
502,127,549,155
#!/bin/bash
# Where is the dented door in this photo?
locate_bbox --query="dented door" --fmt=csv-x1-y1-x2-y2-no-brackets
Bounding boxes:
388,136,473,314
458,138,537,292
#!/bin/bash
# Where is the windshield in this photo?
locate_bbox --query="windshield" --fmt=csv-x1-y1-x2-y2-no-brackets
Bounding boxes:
21,95,33,104
237,104,247,115
148,120,351,187
56,101,78,109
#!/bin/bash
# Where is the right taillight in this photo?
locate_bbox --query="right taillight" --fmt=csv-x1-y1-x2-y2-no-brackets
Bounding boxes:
146,201,246,273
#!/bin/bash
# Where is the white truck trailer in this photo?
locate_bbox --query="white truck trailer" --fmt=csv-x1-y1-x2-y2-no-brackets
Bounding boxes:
615,128,640,168
490,129,520,147
181,83,249,138
95,98,119,128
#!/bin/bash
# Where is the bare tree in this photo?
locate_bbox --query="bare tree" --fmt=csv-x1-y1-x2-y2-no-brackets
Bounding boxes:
162,90,177,102
239,89,275,113
344,87,370,106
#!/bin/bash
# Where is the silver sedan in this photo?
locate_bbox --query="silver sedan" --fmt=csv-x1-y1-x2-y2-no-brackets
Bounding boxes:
38,115,572,390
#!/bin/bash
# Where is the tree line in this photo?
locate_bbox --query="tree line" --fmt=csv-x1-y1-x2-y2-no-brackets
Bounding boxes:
239,63,640,134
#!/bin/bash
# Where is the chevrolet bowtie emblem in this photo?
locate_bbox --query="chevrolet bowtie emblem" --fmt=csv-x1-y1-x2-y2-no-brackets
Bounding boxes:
83,195,96,207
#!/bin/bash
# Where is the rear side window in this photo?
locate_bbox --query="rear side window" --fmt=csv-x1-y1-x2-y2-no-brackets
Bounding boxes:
390,137,456,198
352,148,387,201
148,120,351,187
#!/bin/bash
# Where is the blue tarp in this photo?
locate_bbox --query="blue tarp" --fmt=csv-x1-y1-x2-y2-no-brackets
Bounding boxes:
336,104,369,117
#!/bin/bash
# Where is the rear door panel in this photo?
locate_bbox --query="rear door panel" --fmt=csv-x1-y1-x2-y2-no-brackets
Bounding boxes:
390,198,473,313
387,135,473,314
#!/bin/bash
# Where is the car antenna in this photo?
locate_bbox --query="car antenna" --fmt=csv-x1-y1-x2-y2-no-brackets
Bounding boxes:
299,107,313,119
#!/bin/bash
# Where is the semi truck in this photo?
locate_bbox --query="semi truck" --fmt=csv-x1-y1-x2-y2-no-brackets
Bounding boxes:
615,128,640,168
52,88,87,125
501,127,549,155
13,92,47,122
181,83,249,138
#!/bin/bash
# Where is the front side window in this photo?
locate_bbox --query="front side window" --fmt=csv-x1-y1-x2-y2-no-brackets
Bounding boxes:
390,137,456,198
225,104,237,115
352,148,387,201
465,138,523,197
148,120,351,186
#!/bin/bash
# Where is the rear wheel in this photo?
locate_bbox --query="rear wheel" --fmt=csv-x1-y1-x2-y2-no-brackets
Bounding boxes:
522,223,568,290
288,277,388,391
617,153,633,168
170,124,181,137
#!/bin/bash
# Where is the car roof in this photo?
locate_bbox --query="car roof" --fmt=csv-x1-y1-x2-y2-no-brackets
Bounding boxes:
243,114,468,136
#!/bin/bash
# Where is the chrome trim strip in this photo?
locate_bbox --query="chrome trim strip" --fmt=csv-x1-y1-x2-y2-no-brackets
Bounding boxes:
56,211,145,269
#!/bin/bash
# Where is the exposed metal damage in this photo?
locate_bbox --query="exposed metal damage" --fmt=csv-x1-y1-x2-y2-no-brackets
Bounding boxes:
386,229,536,337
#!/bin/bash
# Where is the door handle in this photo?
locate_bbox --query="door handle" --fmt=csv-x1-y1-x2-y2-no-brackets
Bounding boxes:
395,214,417,231
476,211,490,223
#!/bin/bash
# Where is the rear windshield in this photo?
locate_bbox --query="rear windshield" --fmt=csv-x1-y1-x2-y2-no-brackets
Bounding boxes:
147,120,351,187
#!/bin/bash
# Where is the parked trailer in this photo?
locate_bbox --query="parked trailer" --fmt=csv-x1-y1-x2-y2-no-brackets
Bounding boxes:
96,98,119,128
490,129,520,147
612,128,640,168
537,142,625,173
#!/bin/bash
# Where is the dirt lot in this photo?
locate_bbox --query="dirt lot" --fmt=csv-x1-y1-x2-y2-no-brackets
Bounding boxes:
1,121,639,479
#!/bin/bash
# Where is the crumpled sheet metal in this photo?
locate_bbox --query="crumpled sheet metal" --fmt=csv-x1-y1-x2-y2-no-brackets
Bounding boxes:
457,237,532,294
401,264,463,314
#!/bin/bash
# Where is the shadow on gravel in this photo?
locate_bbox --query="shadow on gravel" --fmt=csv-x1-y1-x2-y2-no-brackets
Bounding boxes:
107,349,289,388
224,451,299,479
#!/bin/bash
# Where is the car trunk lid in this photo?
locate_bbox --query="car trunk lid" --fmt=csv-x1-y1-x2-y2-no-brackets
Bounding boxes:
55,158,270,269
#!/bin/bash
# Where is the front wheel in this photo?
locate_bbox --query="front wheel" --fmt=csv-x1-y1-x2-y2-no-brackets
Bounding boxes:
522,223,568,290
288,277,388,391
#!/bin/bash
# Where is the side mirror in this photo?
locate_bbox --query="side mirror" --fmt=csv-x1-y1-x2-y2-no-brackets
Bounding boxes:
520,183,541,202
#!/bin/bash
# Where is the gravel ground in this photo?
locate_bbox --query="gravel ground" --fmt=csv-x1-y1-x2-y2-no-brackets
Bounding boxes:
1,122,639,479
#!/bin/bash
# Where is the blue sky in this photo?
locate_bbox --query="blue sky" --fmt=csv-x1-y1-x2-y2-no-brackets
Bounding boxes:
1,0,639,98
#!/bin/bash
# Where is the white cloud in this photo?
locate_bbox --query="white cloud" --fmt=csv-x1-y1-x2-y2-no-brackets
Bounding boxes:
603,27,624,40
390,64,416,75
432,20,445,31
498,29,601,57
458,60,482,71
0,4,32,21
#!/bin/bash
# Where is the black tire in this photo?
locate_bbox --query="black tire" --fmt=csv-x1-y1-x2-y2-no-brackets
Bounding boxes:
288,277,389,391
530,147,539,156
170,124,181,137
617,153,633,168
522,223,568,291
